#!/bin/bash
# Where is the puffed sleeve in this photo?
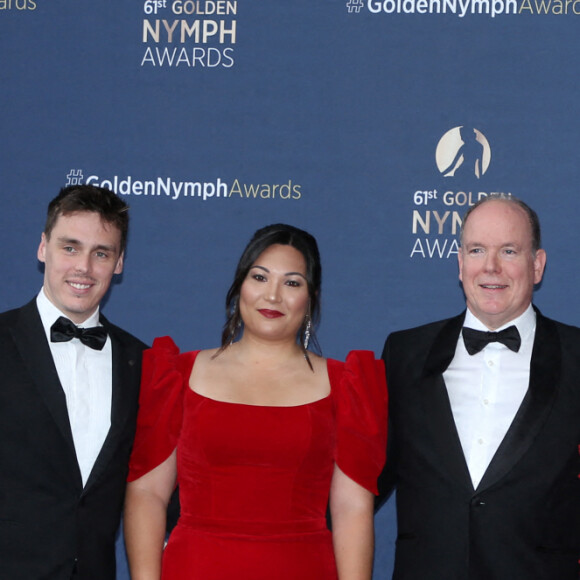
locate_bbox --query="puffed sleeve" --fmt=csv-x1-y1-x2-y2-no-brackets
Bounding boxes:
331,350,388,495
127,336,191,482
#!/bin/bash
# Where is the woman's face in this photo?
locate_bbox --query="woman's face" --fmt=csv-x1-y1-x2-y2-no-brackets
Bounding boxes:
239,244,310,344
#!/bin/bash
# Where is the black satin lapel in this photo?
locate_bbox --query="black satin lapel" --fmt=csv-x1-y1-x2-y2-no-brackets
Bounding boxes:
84,320,138,490
477,313,560,491
12,302,77,455
424,313,465,375
422,313,474,490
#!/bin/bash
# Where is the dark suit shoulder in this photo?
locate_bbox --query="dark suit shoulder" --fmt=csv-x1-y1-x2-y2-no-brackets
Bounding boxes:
383,313,464,354
543,314,580,337
388,316,458,342
0,307,20,327
535,311,580,361
0,299,39,337
99,316,148,351
0,299,36,323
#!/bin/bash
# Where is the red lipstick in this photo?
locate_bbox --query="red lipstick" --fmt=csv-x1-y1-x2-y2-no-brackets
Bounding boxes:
258,309,284,318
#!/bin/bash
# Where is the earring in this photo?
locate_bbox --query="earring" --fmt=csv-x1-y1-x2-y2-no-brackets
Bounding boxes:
304,317,311,350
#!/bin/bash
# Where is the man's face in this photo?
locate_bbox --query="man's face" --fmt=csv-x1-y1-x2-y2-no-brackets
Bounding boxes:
37,211,124,324
458,200,546,330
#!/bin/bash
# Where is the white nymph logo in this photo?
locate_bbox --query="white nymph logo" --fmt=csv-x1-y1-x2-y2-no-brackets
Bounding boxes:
435,126,491,179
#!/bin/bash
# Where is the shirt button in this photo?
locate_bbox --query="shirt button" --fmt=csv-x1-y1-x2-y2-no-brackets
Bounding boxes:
478,438,484,445
487,360,494,367
483,399,489,405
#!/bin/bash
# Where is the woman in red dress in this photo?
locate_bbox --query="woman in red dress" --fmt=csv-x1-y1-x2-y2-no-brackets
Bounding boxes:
124,224,387,580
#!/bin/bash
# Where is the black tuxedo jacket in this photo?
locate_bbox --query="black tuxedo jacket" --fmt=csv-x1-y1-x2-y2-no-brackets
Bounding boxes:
0,299,147,580
377,308,580,580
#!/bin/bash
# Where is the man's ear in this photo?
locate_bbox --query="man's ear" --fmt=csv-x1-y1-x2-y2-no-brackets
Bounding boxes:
533,249,546,285
37,232,47,263
114,251,124,275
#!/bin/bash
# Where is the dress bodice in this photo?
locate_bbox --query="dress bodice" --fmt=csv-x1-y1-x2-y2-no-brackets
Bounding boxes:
178,388,335,533
128,337,387,535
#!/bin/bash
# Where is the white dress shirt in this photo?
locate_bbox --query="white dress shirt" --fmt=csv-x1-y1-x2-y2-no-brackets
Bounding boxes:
37,289,112,486
443,304,535,489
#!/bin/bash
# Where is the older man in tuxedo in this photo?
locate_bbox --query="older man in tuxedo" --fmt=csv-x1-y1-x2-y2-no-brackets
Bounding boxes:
378,195,580,579
0,185,147,579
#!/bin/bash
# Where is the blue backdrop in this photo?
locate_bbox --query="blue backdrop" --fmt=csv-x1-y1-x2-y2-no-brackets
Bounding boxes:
2,1,579,577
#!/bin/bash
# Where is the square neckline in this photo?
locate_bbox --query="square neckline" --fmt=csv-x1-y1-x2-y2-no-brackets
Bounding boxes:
187,387,332,409
185,350,337,408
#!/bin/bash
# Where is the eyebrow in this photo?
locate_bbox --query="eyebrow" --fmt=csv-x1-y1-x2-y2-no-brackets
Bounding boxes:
464,239,520,247
57,236,118,253
250,265,307,279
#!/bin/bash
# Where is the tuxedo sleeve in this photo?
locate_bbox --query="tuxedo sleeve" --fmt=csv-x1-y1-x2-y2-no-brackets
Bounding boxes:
376,335,397,508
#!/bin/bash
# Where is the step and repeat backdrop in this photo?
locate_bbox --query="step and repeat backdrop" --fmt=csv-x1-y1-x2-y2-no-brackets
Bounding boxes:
1,1,579,577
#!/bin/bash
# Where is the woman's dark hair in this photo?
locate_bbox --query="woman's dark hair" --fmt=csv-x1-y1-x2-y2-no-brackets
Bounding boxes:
219,223,322,364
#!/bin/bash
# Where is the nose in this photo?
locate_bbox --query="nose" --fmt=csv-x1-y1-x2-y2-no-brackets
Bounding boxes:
74,253,92,274
483,251,500,273
265,281,282,303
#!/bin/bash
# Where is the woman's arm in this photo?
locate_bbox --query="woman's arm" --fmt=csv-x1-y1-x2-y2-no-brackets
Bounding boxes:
330,464,375,580
124,449,178,580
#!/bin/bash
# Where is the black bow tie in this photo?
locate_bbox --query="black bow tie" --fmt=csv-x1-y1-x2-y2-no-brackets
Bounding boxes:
462,325,521,355
50,316,108,351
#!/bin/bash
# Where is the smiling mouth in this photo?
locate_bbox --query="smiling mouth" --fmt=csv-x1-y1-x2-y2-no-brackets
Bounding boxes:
68,282,92,290
480,284,507,289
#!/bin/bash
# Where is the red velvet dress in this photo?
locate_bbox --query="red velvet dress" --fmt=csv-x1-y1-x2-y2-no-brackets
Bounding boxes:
128,337,387,580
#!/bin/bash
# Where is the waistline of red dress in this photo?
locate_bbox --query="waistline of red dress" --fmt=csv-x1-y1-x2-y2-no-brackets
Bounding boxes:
178,514,328,537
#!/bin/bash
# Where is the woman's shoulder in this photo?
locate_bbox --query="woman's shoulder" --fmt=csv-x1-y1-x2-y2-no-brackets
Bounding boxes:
327,351,386,402
143,337,205,381
326,349,380,373
193,346,221,361
147,336,205,357
329,350,387,494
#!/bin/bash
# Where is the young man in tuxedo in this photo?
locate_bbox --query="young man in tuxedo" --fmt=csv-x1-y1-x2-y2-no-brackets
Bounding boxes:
0,185,147,579
378,195,580,579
